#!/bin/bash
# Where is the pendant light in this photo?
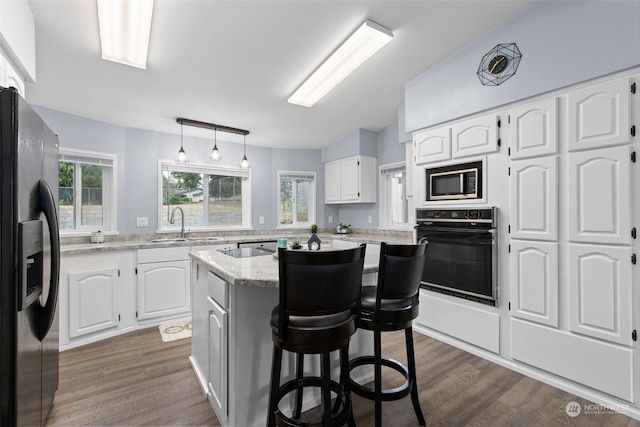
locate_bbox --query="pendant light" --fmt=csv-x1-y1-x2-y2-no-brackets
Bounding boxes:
209,128,221,161
175,122,188,164
240,134,250,169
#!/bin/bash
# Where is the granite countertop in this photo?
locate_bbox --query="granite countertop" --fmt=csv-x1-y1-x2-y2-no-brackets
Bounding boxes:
190,246,381,288
60,230,412,255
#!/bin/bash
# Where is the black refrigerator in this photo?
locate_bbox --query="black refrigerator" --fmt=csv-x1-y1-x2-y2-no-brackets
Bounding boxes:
0,87,60,426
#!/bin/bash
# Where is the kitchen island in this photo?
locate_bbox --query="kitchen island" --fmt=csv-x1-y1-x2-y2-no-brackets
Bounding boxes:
189,245,380,427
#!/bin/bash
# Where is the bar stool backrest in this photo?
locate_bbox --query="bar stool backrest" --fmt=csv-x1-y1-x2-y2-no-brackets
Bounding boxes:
375,242,427,310
277,244,367,337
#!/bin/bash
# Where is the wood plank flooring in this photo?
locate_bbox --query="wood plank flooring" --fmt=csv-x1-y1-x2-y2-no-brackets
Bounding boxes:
45,326,640,426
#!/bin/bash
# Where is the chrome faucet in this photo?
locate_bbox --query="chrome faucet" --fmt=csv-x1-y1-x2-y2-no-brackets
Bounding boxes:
169,206,186,239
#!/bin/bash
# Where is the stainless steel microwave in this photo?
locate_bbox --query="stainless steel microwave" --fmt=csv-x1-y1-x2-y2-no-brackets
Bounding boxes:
425,160,482,201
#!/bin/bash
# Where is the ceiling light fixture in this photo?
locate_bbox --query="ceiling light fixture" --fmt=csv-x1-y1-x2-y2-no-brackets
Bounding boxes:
175,122,188,164
97,0,155,69
210,128,221,161
288,19,393,108
240,135,250,169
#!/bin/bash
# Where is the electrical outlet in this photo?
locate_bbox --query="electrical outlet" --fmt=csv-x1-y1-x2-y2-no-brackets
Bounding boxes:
368,216,372,224
136,217,148,227
328,216,333,224
259,216,264,224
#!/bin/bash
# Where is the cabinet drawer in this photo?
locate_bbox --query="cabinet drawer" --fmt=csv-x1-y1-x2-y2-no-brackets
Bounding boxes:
138,246,190,263
208,271,228,308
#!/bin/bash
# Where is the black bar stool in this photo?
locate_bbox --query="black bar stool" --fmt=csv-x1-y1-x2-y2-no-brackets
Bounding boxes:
267,245,367,427
348,242,427,427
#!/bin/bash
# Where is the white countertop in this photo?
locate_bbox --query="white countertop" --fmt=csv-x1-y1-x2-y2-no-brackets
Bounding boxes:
189,245,381,288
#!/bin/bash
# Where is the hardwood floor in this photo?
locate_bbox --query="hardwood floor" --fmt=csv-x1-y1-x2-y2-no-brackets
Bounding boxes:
45,326,639,426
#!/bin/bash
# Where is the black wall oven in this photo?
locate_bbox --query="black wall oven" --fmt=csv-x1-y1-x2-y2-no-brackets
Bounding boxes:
415,207,497,306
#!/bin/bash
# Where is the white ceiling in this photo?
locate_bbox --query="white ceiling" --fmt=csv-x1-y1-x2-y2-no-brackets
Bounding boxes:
26,0,534,149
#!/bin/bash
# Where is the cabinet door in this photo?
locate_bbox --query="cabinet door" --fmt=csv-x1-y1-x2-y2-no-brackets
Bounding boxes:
137,260,191,320
510,156,558,241
451,115,498,158
510,241,559,327
405,142,414,197
68,267,119,338
569,244,632,346
324,160,341,202
568,146,631,245
568,77,630,151
208,296,228,422
340,157,360,201
509,98,558,159
413,127,451,164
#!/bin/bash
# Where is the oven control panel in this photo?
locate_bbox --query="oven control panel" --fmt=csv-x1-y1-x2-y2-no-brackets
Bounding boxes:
416,207,497,226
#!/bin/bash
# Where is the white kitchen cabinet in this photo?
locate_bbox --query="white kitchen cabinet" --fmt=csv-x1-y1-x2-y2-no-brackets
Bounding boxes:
568,244,633,346
68,267,120,339
568,145,631,245
451,115,499,158
509,98,558,159
567,77,631,152
509,156,558,241
405,142,414,197
413,126,451,164
207,292,228,422
324,155,376,204
60,250,136,348
510,241,559,328
324,160,342,202
137,247,191,320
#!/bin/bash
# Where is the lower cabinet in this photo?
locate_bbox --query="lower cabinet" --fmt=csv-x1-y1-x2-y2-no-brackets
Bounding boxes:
207,293,228,420
60,250,136,348
68,267,119,338
136,247,191,320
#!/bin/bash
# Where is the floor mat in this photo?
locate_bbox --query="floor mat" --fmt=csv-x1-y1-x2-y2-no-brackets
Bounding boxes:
158,317,192,342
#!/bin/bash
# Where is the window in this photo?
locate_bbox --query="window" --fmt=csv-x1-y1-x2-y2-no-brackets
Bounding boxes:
379,162,409,229
159,161,251,231
278,171,316,228
58,148,117,234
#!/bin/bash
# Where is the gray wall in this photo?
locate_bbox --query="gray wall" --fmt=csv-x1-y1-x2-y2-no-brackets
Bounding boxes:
405,0,640,132
35,106,324,235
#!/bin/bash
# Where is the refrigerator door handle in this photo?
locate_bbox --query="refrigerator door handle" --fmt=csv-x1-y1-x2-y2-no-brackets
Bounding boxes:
36,179,60,341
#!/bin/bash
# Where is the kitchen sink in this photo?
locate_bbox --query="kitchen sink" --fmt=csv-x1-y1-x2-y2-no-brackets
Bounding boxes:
151,236,223,243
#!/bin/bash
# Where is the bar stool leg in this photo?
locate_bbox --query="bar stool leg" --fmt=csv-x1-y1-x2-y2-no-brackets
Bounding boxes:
293,353,304,419
339,345,356,427
405,327,426,425
321,352,332,425
267,345,283,427
374,330,382,427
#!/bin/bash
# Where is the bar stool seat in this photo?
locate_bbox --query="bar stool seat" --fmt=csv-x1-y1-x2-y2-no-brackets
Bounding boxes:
267,245,366,427
348,242,427,427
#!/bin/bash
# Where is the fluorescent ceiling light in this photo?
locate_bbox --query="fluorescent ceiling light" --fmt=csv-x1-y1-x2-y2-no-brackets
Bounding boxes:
288,19,393,108
97,0,154,69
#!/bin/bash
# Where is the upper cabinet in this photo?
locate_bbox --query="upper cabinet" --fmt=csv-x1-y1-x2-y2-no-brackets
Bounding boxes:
413,127,451,165
509,98,558,159
412,113,500,167
451,115,499,159
324,155,376,204
0,0,36,88
567,77,631,151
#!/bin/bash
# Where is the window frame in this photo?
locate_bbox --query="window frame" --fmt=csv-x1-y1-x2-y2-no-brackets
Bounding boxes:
157,160,252,232
378,161,412,231
58,148,118,236
277,170,316,229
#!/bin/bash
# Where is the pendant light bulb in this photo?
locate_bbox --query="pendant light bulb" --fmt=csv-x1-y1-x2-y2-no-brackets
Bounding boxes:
210,128,222,161
240,134,250,169
175,123,189,164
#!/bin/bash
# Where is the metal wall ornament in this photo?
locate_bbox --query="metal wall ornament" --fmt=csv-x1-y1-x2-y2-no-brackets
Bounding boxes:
477,43,522,86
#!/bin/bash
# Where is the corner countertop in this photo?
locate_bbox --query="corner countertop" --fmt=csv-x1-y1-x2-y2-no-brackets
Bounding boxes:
189,246,381,288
